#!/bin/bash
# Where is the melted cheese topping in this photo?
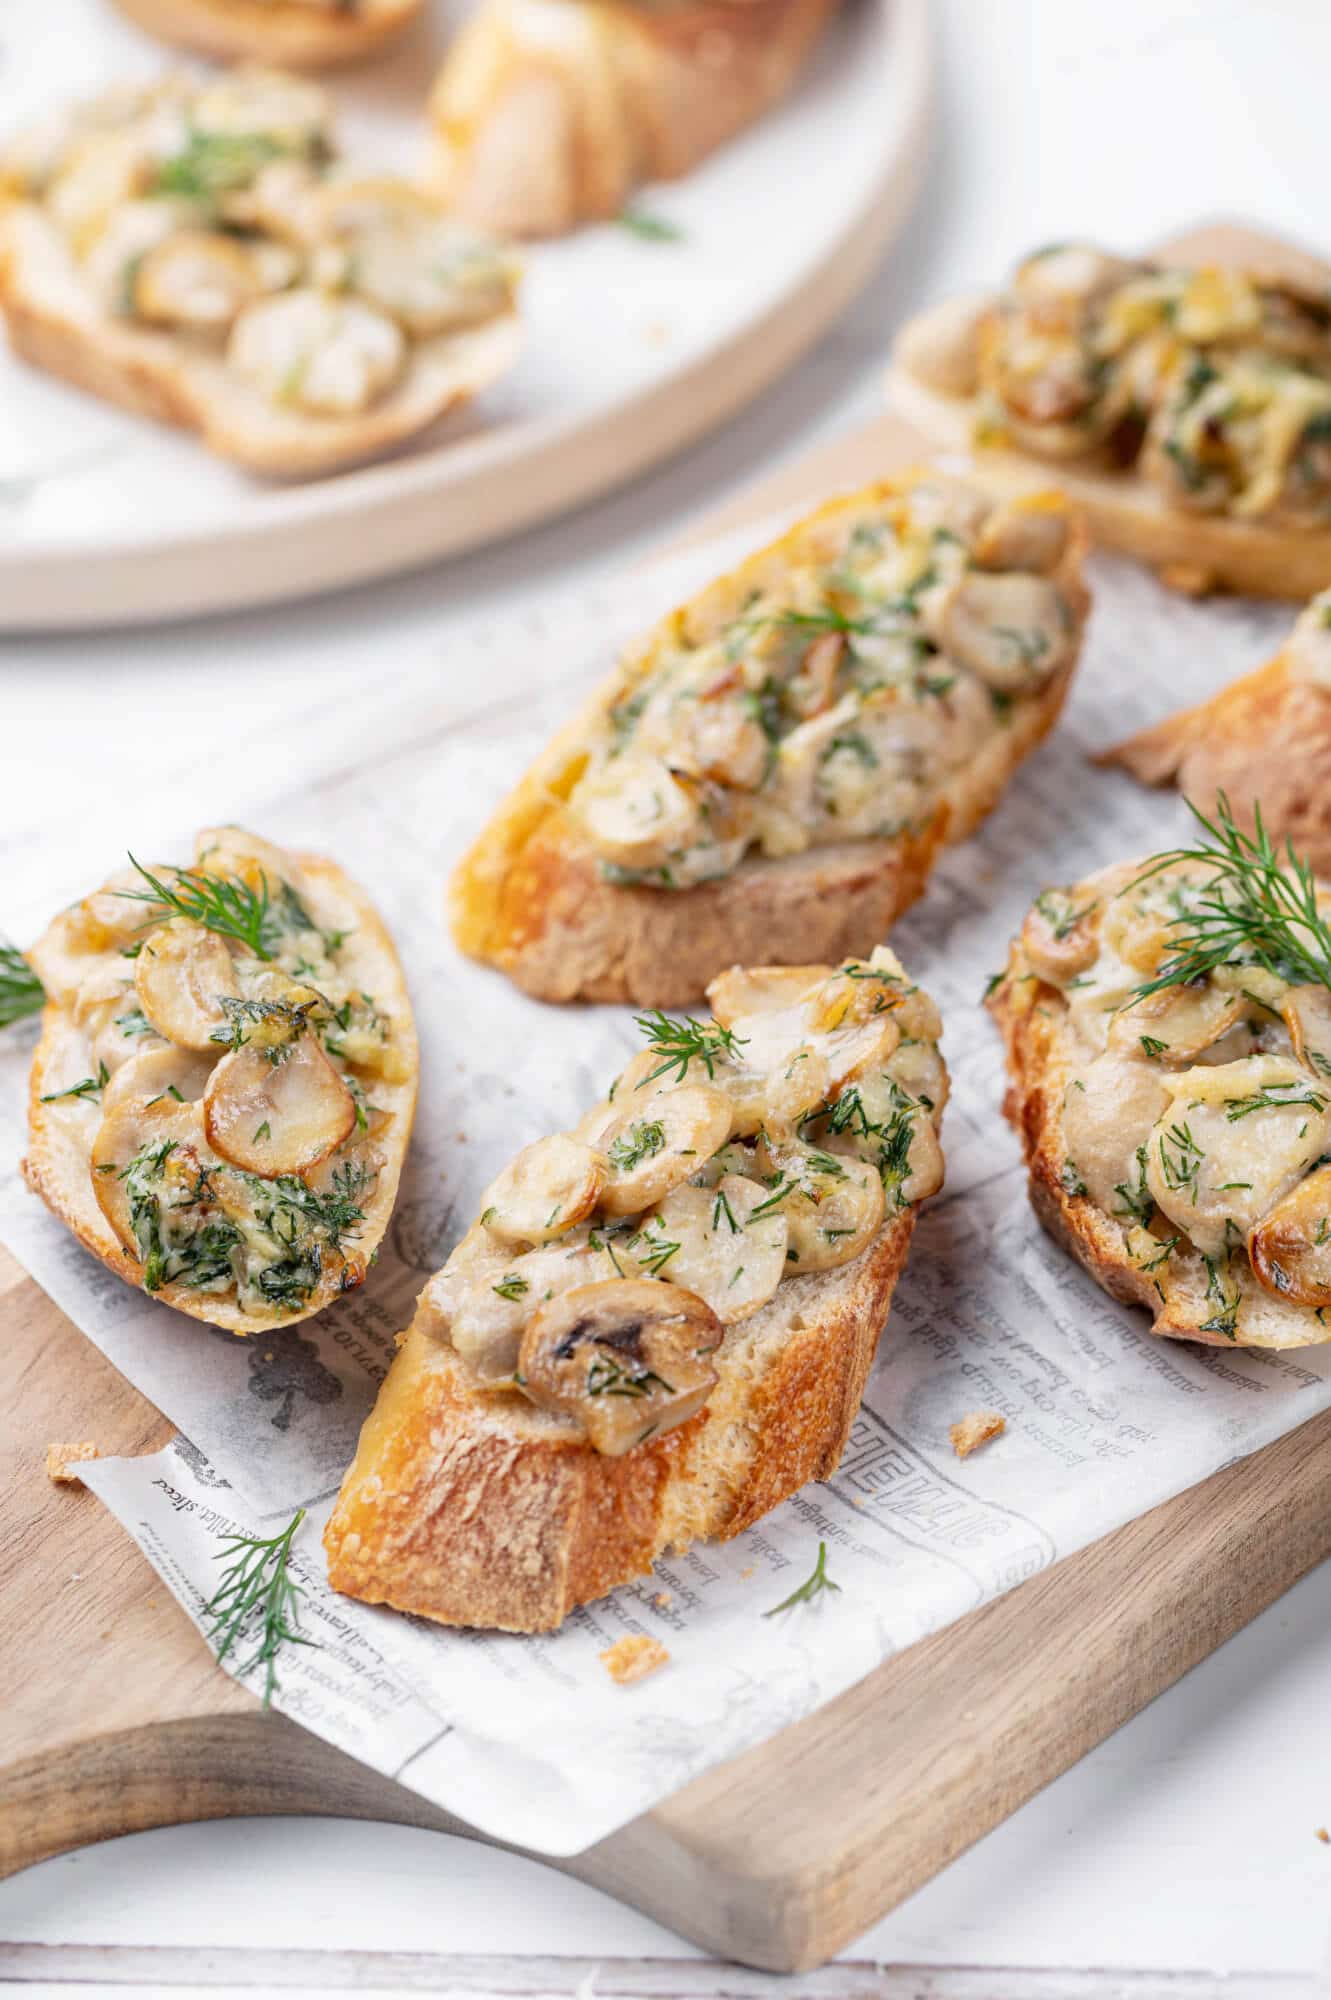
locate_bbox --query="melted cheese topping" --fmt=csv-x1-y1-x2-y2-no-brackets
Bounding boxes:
979,242,1331,527
998,853,1331,1344
417,947,947,1448
29,829,411,1323
2,71,518,419
565,478,1081,890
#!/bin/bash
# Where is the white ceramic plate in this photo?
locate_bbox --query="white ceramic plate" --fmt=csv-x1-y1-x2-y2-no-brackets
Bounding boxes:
0,0,931,629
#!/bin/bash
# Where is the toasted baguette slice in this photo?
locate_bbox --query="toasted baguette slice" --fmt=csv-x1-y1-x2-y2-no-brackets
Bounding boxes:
326,949,946,1630
887,298,1331,603
989,854,1331,1350
23,828,418,1336
451,472,1090,1007
110,0,422,68
428,0,838,238
0,205,521,478
1099,591,1331,872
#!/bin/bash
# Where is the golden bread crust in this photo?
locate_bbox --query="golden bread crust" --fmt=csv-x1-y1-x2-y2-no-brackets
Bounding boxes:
1099,652,1331,874
324,1207,912,1631
428,0,839,237
110,0,421,68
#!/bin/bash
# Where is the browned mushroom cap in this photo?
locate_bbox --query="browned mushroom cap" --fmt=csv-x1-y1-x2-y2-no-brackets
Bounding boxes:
706,965,824,1028
203,1036,355,1176
133,231,262,332
134,919,240,1052
91,1094,206,1255
1021,889,1102,985
1108,982,1252,1065
1282,985,1331,1080
1249,1164,1331,1307
518,1280,721,1456
478,1134,606,1246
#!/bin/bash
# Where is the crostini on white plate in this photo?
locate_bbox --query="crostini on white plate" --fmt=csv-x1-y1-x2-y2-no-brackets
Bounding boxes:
110,0,424,71
0,69,521,476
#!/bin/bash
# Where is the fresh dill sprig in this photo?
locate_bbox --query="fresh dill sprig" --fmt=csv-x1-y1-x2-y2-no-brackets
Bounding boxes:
1127,795,1331,1002
763,1540,841,1618
0,939,45,1030
203,1506,316,1708
618,205,682,242
40,1060,110,1105
635,1010,747,1085
122,855,277,962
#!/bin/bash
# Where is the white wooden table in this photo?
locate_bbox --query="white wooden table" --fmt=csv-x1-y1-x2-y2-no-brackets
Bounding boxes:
5,1,1331,1988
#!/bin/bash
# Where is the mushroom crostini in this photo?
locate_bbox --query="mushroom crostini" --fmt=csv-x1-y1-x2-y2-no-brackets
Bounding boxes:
451,469,1090,1006
325,948,945,1632
989,799,1331,1348
428,0,839,239
110,0,424,70
0,71,521,476
23,827,417,1333
887,243,1331,598
1101,588,1331,873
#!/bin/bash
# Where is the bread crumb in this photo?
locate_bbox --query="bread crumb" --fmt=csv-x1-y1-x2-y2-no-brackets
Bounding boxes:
1157,561,1214,598
740,1566,755,1581
950,1411,1006,1459
652,1591,672,1609
46,1441,98,1485
1317,1827,1329,1845
601,1635,670,1686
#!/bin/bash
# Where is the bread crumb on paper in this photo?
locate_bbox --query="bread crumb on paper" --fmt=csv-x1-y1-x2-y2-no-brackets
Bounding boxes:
950,1411,1006,1460
1316,1827,1329,1845
1157,560,1215,598
652,1592,672,1610
601,1634,670,1686
46,1441,98,1485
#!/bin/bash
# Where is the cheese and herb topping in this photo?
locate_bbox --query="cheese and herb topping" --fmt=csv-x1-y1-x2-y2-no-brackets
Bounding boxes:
976,243,1331,526
418,948,946,1453
1,71,518,420
564,478,1084,891
991,796,1331,1346
28,828,413,1325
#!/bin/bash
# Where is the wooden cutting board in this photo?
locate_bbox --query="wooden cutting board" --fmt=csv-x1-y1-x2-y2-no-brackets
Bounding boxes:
7,219,1331,1973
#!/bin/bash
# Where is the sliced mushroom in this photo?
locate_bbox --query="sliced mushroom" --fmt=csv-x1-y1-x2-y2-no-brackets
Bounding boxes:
761,1044,832,1131
518,1279,721,1456
1145,1055,1331,1260
101,1044,217,1114
786,631,844,721
674,690,770,791
1021,889,1102,985
345,216,516,339
426,1225,621,1385
756,1140,886,1273
228,290,406,417
598,1083,734,1216
933,572,1072,693
203,1034,355,1176
1108,982,1253,1066
134,918,240,1052
569,754,703,870
642,1175,789,1324
133,232,263,333
887,1035,949,1119
806,955,926,1033
478,1134,606,1246
974,497,1072,575
1249,1164,1331,1306
706,965,823,1028
811,1071,945,1209
1282,984,1331,1080
1059,1051,1170,1216
1101,864,1210,977
195,825,294,891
